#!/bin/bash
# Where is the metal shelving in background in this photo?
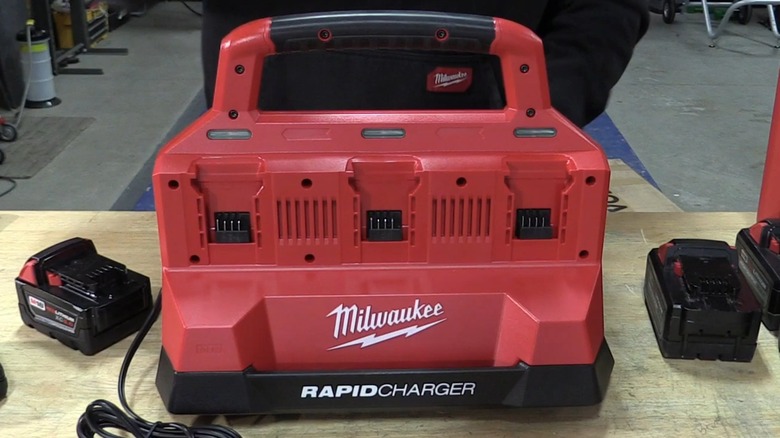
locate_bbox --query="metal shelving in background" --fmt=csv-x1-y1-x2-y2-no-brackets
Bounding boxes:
29,0,128,75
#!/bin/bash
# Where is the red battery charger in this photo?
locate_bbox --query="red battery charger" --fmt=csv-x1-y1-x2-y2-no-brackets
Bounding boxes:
152,11,612,414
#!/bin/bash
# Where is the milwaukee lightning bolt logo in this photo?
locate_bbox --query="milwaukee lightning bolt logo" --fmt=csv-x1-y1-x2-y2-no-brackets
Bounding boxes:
327,300,446,350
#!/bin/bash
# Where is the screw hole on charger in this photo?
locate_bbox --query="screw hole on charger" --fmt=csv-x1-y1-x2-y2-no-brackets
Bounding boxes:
168,180,180,190
318,29,332,41
579,250,589,259
456,177,467,187
190,255,200,263
585,176,596,185
301,178,313,188
305,254,315,263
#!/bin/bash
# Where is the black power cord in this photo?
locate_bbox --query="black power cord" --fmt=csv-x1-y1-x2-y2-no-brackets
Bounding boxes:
178,1,202,16
76,293,242,438
0,361,7,400
0,176,17,198
0,175,32,199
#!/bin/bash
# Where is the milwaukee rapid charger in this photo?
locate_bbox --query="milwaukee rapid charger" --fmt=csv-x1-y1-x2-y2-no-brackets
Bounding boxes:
152,11,612,414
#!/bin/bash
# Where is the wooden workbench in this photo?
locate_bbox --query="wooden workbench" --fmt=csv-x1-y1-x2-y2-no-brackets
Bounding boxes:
0,211,777,436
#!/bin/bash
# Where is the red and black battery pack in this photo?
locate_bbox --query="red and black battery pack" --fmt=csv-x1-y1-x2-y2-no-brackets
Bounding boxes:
735,220,780,330
152,11,613,414
644,239,762,361
15,238,153,355
734,70,780,336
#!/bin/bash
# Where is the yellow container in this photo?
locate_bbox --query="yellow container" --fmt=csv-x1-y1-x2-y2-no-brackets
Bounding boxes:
52,3,108,50
52,11,73,49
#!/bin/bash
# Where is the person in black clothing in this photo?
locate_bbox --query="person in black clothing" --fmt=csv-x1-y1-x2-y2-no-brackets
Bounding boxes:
201,1,649,128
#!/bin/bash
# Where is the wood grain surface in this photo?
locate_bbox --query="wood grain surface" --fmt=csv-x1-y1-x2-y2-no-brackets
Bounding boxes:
607,159,682,213
0,211,775,437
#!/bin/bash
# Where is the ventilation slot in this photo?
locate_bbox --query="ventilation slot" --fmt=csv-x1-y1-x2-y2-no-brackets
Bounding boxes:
431,197,491,241
277,198,338,243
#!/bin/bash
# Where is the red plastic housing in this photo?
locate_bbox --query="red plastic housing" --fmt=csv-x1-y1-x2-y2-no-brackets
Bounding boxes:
758,71,780,222
152,15,610,374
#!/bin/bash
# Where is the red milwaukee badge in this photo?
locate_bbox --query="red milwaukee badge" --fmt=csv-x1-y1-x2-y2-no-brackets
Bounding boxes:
426,67,473,93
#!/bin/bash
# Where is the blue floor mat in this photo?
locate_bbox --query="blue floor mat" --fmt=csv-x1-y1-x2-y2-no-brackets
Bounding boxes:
585,112,657,187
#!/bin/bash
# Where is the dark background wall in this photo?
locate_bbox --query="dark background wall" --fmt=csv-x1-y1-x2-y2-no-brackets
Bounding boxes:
0,0,28,110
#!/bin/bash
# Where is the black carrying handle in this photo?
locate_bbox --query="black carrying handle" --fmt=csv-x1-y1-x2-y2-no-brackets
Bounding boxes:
213,10,549,114
28,237,96,286
269,10,495,54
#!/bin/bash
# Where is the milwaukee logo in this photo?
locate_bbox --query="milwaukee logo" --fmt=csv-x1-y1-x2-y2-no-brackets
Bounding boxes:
434,71,468,88
327,299,446,350
426,67,473,93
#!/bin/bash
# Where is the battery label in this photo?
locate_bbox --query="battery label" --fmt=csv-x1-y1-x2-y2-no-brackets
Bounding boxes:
27,294,78,334
645,266,668,334
738,247,771,308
